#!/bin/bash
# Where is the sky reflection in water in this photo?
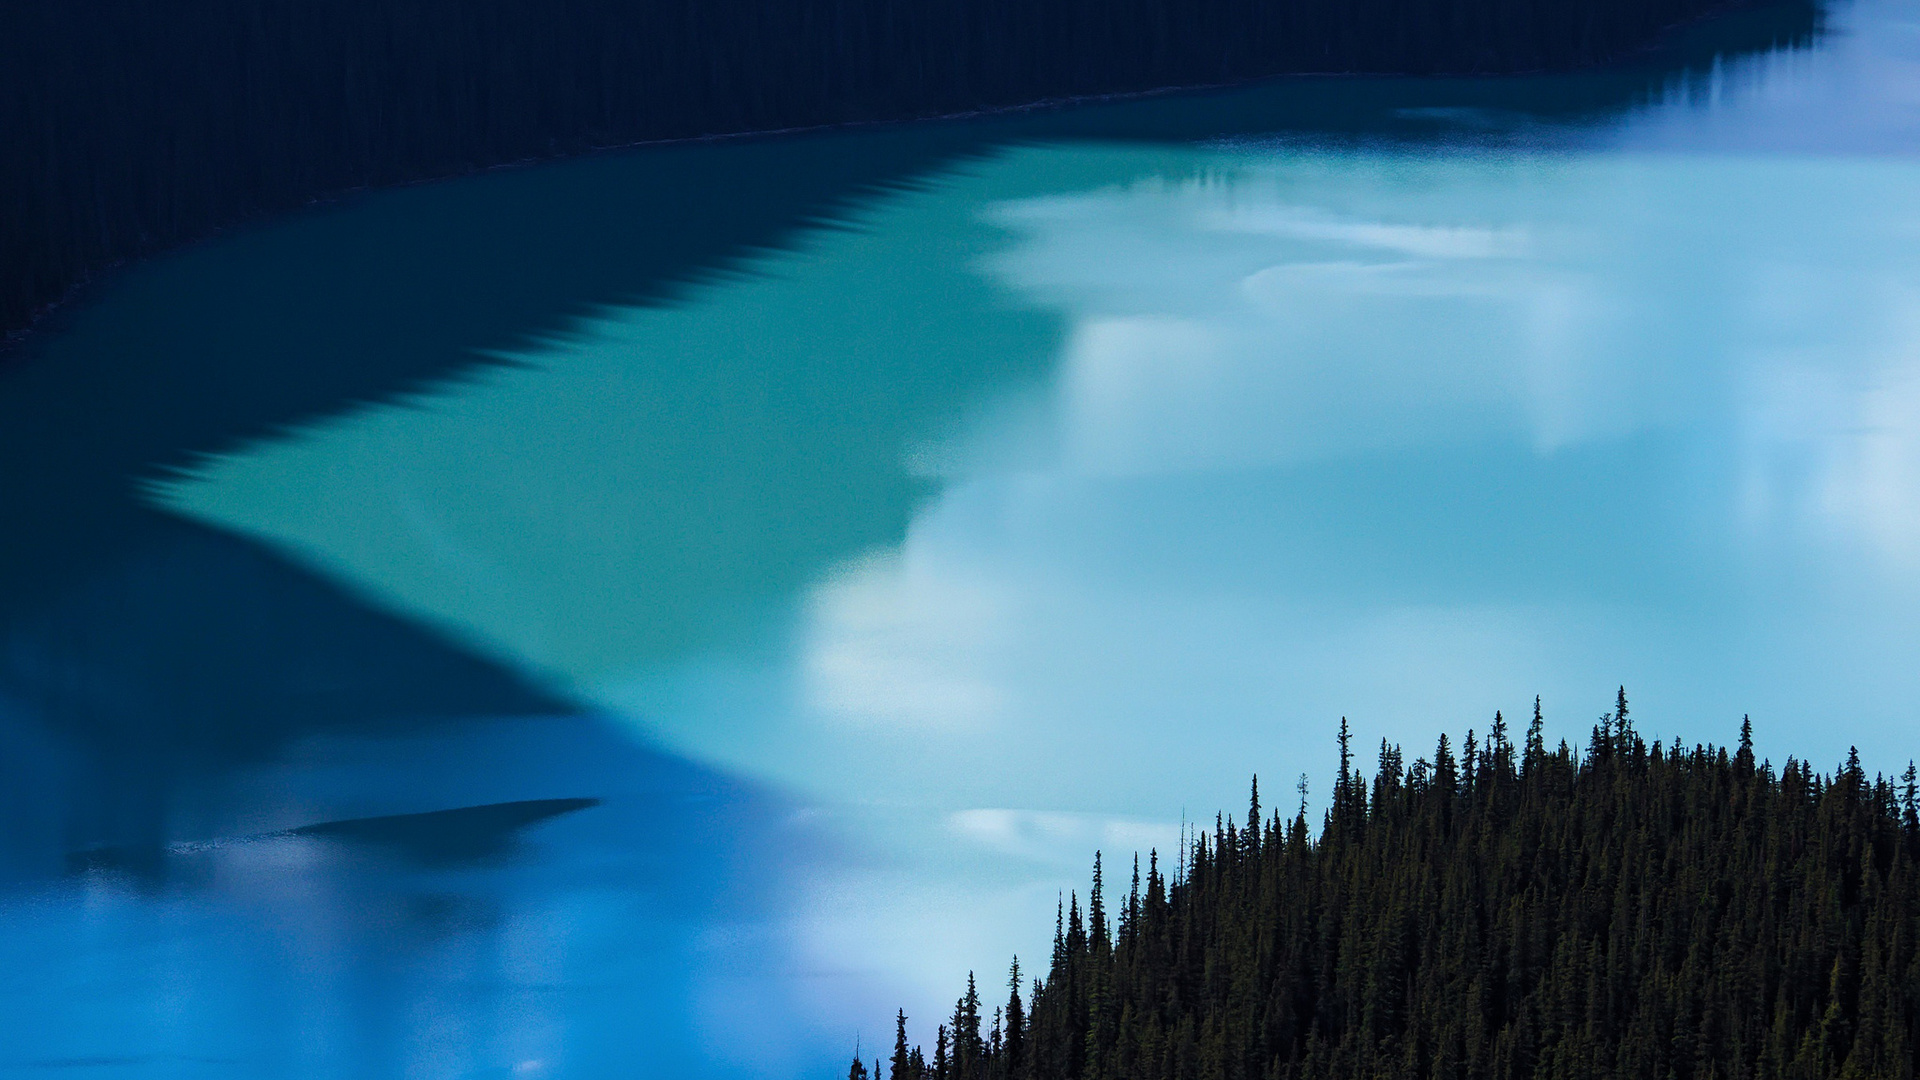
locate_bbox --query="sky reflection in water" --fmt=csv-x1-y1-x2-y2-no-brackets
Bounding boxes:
6,0,1920,1072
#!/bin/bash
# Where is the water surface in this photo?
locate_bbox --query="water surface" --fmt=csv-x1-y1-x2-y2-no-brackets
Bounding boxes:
4,0,1919,1073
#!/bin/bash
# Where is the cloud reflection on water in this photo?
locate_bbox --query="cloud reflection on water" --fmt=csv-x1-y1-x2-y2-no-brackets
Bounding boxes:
16,0,1917,1063
150,136,1920,1043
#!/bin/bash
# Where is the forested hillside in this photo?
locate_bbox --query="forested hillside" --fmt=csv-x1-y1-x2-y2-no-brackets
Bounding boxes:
2,0,1810,343
884,694,1920,1080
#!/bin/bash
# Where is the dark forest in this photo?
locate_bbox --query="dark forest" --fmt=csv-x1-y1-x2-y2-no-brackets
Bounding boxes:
3,0,1804,343
880,694,1920,1080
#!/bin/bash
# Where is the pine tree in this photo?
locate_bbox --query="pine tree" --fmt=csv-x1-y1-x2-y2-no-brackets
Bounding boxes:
893,1010,914,1080
888,700,1920,1080
1004,958,1025,1078
0,0,1823,347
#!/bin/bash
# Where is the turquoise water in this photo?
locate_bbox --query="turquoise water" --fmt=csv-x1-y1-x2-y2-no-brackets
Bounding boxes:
4,0,1920,1073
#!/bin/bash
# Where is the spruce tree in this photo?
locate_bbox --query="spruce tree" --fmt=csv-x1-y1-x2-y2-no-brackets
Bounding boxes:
892,1010,913,1080
888,701,1920,1080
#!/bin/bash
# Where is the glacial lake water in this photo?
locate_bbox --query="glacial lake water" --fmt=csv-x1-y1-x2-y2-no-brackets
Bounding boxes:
3,0,1919,1074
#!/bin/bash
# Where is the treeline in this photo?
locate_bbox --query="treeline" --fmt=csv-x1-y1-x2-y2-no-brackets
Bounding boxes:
4,0,1784,341
878,693,1920,1080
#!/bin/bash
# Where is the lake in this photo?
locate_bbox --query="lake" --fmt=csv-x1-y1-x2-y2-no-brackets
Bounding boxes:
2,0,1917,1074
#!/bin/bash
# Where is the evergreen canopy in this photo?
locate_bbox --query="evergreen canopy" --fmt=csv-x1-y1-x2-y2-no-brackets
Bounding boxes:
2,0,1813,342
885,694,1920,1080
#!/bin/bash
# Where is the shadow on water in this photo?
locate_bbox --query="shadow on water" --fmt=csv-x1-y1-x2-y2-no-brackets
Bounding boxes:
0,123,1014,871
0,4,1823,1072
69,798,604,874
0,124,956,1078
287,798,605,865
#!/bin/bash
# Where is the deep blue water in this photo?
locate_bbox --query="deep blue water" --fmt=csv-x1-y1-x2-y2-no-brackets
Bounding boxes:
3,0,1919,1074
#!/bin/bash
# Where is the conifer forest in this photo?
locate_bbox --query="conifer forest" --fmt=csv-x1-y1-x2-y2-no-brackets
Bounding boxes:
1,0,1806,342
6,0,1908,1069
878,695,1920,1080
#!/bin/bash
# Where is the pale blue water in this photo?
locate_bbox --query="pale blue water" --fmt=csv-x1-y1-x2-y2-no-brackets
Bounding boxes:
4,0,1920,1074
